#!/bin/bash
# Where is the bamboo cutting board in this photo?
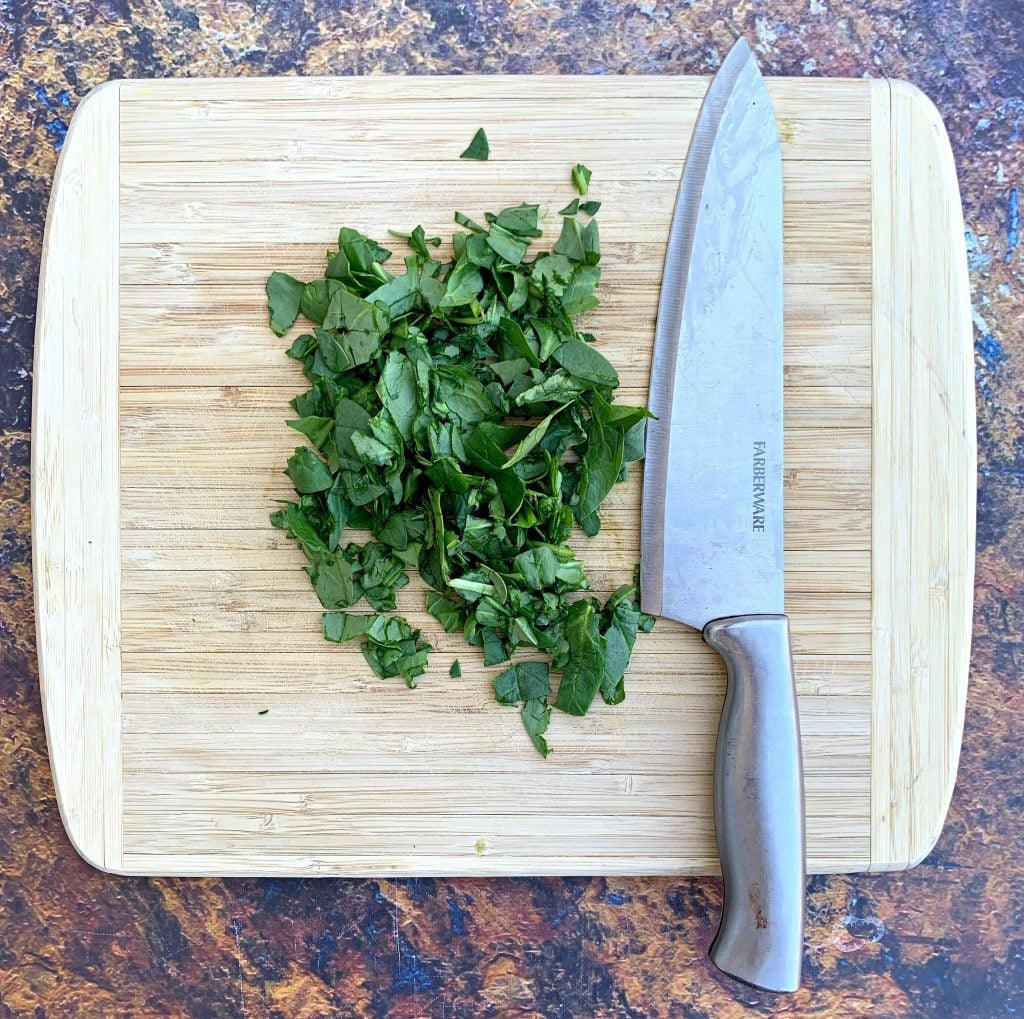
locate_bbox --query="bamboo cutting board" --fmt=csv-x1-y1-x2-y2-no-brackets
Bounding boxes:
33,75,974,877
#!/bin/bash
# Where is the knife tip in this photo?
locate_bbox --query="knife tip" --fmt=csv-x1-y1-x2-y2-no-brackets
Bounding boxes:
724,36,754,67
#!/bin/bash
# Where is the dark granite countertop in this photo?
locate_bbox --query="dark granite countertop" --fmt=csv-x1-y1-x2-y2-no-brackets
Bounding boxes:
1,2,1021,1016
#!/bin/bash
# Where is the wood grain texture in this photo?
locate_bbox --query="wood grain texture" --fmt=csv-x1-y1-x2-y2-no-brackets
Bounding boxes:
868,80,976,870
32,75,972,877
31,81,123,873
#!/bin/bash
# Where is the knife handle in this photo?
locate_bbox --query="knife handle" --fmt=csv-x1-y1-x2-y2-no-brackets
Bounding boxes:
703,613,805,993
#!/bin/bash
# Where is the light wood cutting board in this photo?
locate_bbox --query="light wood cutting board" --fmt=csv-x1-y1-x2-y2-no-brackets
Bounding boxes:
32,75,974,877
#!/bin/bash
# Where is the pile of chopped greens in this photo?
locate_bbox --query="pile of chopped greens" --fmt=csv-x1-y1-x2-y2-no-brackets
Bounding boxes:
266,166,654,756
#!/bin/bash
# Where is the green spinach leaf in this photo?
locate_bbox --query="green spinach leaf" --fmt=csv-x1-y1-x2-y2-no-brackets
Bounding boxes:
460,127,490,160
266,271,305,335
553,599,606,716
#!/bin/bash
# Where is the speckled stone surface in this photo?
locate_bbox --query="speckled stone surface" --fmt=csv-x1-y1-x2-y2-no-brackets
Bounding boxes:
1,2,1021,1016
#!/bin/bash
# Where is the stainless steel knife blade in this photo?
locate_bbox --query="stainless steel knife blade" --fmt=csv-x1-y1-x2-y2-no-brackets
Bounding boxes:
640,39,805,994
641,38,784,627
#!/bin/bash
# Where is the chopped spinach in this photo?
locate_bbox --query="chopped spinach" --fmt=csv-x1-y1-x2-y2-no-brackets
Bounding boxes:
522,698,552,757
494,661,552,704
553,599,605,716
322,612,430,688
571,163,592,195
460,127,490,161
558,197,603,218
267,167,655,754
266,271,304,336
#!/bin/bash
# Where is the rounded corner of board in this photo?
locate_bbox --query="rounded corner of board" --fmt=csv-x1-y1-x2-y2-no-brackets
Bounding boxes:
881,79,967,222
47,81,121,186
39,665,125,876
55,802,125,876
884,79,945,131
34,78,121,352
75,78,122,115
867,819,946,874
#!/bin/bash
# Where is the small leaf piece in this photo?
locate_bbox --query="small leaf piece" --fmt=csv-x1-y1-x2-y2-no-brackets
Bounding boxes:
460,127,490,160
571,163,592,195
522,699,552,757
266,271,305,335
286,447,333,493
553,600,606,716
493,662,551,704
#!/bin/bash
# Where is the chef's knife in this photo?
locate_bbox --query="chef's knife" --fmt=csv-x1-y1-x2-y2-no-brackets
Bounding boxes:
640,38,805,993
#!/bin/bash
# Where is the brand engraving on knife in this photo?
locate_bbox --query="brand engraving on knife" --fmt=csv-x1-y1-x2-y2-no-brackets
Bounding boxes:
753,442,766,532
